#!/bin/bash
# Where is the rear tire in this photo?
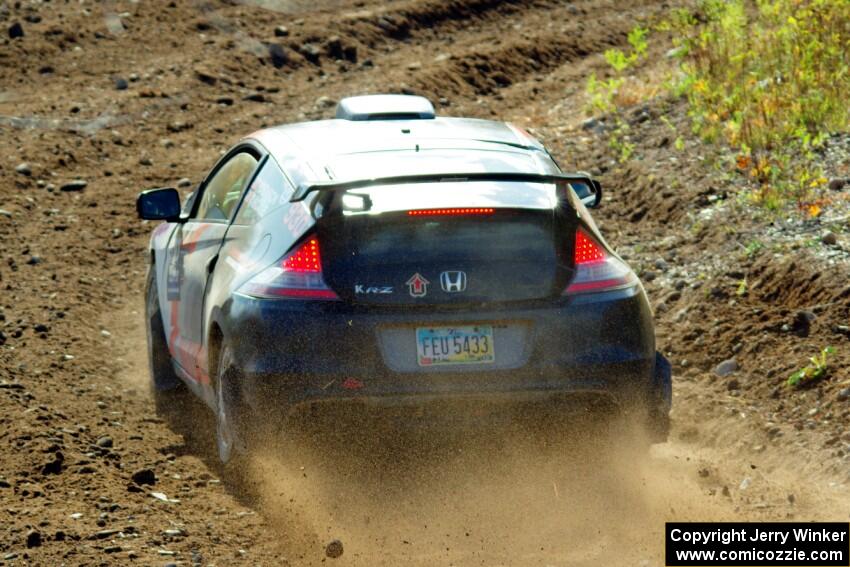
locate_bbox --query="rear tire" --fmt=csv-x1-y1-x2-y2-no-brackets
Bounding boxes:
214,344,251,466
145,265,185,410
648,351,672,442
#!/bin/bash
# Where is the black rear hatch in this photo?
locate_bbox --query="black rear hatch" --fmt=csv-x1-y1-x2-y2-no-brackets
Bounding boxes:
317,181,576,306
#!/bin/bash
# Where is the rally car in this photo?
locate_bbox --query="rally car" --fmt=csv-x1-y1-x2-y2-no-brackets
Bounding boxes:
138,94,671,463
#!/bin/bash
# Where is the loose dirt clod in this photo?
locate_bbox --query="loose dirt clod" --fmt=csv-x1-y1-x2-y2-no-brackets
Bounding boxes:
131,468,156,486
26,530,42,548
325,539,344,559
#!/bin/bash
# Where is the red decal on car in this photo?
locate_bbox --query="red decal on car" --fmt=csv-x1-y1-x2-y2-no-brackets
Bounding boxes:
406,273,429,298
341,378,364,390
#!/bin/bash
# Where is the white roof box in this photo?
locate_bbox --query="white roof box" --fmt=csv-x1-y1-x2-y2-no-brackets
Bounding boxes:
335,94,436,121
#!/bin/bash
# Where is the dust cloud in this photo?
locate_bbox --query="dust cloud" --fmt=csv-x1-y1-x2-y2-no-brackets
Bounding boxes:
112,309,849,566
241,416,737,566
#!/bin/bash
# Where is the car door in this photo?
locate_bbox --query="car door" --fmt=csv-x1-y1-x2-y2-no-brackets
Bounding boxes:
167,148,260,384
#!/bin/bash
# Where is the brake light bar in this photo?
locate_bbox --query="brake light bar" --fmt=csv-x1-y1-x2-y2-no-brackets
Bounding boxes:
407,208,495,217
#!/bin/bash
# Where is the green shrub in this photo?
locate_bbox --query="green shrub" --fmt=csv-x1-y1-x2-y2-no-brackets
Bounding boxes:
585,26,649,162
669,0,850,209
787,346,835,388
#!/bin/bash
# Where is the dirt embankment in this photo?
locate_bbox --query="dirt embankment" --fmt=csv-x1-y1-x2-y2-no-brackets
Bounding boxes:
0,0,848,565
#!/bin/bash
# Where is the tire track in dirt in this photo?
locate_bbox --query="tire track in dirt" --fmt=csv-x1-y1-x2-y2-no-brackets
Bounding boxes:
323,0,664,101
328,0,556,42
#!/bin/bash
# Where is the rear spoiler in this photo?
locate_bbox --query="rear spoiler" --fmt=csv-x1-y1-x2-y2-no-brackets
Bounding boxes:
289,172,602,207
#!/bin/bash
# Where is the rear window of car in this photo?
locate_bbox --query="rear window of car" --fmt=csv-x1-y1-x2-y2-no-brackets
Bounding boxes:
326,148,543,180
344,181,558,214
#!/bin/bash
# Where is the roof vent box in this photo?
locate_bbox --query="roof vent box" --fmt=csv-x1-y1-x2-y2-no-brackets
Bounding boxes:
335,94,436,121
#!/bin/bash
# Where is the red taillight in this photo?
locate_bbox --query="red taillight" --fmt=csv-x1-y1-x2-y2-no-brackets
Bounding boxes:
407,208,495,217
564,229,637,295
282,237,322,273
237,235,339,300
574,230,606,265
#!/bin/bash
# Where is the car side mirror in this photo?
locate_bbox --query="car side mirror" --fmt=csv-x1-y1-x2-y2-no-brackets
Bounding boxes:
572,179,603,209
582,179,602,209
137,188,183,221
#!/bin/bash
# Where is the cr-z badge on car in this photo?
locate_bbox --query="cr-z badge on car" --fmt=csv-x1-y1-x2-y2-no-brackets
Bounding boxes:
355,285,393,294
136,94,672,465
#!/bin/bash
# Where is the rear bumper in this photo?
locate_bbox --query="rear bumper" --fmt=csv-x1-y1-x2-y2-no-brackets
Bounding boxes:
221,286,662,418
244,361,651,414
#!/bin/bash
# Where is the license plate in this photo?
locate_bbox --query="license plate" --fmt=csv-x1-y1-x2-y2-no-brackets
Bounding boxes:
416,325,495,366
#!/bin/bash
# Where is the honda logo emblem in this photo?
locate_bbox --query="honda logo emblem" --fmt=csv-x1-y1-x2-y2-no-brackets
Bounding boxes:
439,271,467,293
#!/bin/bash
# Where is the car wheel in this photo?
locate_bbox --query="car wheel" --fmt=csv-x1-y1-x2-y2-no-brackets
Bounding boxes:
647,351,672,442
145,265,184,410
214,344,249,465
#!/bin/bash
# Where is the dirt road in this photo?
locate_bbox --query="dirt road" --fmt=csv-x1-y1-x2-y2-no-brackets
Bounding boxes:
1,0,848,564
